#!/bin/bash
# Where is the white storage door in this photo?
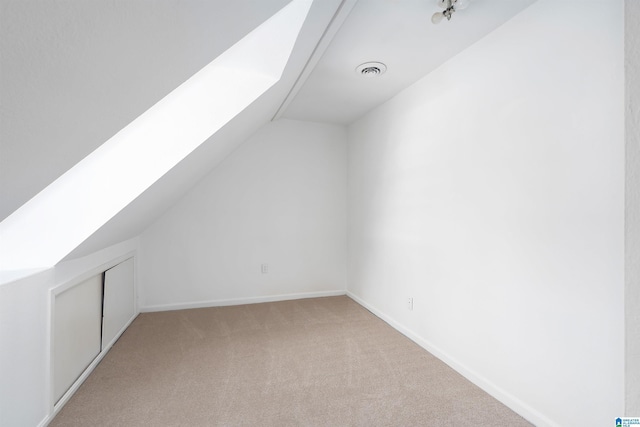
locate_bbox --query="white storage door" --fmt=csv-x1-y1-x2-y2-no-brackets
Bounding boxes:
53,274,103,403
102,257,135,349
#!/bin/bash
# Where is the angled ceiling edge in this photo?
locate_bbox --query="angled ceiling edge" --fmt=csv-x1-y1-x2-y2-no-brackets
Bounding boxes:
0,0,313,272
63,0,355,263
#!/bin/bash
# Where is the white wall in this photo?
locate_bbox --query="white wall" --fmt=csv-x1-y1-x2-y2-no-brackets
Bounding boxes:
0,269,52,427
347,1,624,426
0,238,138,427
139,119,347,310
626,0,640,415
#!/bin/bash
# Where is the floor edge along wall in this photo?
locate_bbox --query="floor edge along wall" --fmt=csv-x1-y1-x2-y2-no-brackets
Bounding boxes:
346,291,559,427
140,290,347,313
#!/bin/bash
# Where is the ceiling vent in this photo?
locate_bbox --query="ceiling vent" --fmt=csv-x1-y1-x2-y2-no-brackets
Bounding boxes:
356,62,387,76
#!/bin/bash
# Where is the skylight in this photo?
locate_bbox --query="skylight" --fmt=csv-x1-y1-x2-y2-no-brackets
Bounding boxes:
0,0,312,272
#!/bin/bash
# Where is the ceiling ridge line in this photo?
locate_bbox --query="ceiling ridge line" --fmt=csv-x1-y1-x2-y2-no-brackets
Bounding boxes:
271,0,359,122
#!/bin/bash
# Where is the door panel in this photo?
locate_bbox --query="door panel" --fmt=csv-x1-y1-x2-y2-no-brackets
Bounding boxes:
53,274,102,403
102,257,135,349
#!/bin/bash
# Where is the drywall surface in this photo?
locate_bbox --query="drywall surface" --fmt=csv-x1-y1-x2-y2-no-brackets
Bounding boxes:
0,269,52,427
2,0,346,269
347,0,624,425
0,0,290,221
0,238,138,426
626,0,640,415
140,119,347,309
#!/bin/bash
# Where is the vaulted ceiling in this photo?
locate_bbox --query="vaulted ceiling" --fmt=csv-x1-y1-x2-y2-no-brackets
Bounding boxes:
0,0,319,222
0,0,536,266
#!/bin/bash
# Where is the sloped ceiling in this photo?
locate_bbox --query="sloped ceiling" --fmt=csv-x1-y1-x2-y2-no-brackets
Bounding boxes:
282,0,536,124
0,0,349,262
1,0,537,264
0,0,342,222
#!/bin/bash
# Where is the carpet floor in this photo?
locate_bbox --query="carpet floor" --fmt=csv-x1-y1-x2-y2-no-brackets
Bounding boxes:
50,296,531,426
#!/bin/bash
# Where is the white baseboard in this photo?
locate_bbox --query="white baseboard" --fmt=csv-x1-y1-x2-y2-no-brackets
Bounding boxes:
140,289,346,312
38,412,52,427
346,291,559,427
42,290,551,426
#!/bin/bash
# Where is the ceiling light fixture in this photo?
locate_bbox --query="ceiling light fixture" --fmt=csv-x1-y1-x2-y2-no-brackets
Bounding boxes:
356,62,387,77
431,0,471,24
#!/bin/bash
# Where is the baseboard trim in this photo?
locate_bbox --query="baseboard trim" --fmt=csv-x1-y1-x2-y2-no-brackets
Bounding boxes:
140,290,347,312
346,291,559,427
38,412,52,427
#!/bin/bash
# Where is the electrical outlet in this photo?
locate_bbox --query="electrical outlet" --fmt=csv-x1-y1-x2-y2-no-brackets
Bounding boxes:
407,297,413,311
261,264,268,274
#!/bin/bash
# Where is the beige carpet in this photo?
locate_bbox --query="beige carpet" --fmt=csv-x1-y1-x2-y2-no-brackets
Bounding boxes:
50,296,531,426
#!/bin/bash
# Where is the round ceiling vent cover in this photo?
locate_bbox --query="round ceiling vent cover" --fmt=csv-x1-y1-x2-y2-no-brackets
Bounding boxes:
356,62,387,77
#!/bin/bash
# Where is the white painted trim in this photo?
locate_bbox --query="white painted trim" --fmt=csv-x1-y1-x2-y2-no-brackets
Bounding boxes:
101,309,138,358
346,291,560,427
37,412,52,427
53,251,136,296
140,289,346,312
45,312,138,425
133,255,140,319
44,286,54,426
43,252,139,427
41,319,137,427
